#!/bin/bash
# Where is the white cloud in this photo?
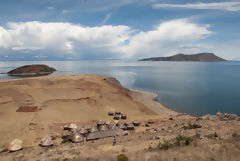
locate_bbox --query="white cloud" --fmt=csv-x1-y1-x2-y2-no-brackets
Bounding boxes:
0,19,212,59
101,13,112,25
153,2,240,11
62,9,69,14
113,19,211,58
47,6,55,10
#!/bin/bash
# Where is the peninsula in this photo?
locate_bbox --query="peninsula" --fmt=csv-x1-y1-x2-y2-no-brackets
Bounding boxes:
139,53,226,62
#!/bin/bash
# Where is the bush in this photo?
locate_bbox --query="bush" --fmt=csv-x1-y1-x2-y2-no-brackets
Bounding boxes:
175,135,192,146
183,123,202,130
117,154,128,161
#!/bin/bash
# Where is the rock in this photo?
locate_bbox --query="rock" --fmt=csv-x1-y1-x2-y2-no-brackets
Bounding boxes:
169,117,173,120
96,120,105,127
8,139,23,152
146,127,150,131
40,136,53,147
108,111,114,116
70,133,84,143
89,126,98,133
121,114,127,119
62,130,72,139
114,114,120,120
122,131,128,136
98,125,109,131
133,120,141,126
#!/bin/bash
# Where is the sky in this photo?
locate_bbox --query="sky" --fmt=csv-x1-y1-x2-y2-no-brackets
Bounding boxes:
0,0,240,60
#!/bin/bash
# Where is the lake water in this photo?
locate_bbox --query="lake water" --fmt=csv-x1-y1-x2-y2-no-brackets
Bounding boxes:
0,60,240,116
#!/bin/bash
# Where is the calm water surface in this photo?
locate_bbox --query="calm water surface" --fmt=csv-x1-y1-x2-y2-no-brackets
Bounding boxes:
0,60,240,116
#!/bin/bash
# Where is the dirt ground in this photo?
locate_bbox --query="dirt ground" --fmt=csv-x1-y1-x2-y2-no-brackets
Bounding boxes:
0,75,239,161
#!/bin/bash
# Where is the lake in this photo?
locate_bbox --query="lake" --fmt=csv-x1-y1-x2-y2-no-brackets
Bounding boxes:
0,60,240,116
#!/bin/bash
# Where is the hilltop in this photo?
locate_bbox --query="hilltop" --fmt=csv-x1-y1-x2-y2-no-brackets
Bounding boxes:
139,53,226,62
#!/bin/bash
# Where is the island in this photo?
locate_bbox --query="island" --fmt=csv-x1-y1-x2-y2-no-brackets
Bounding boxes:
7,64,56,76
139,53,226,62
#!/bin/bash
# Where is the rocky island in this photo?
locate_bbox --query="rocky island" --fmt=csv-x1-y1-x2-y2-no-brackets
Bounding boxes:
139,53,226,62
0,75,239,161
7,64,56,76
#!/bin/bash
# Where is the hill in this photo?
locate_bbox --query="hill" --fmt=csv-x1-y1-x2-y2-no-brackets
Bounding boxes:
139,53,226,62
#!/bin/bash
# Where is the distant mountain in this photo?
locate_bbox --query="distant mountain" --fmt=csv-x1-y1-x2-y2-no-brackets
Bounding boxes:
139,53,226,62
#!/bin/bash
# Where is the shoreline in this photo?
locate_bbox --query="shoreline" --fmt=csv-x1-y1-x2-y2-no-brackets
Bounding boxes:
129,88,179,117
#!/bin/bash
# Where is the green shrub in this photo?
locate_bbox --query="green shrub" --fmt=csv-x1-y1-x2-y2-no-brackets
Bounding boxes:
117,154,128,161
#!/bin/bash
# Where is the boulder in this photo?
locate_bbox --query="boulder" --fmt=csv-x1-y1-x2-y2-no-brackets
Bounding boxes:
70,133,84,143
40,136,53,147
98,124,109,131
121,114,127,119
8,139,23,152
89,126,98,133
133,120,141,126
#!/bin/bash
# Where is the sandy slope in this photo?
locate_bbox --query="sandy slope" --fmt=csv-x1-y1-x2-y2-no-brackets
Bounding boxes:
0,75,175,148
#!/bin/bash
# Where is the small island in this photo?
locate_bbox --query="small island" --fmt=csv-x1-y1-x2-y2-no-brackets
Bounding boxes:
7,64,56,76
139,53,226,62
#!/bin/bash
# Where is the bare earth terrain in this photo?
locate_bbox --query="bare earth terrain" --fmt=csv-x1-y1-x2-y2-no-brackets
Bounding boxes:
0,75,239,161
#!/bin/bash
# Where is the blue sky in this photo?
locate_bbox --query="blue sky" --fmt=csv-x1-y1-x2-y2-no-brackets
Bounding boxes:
0,0,240,60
